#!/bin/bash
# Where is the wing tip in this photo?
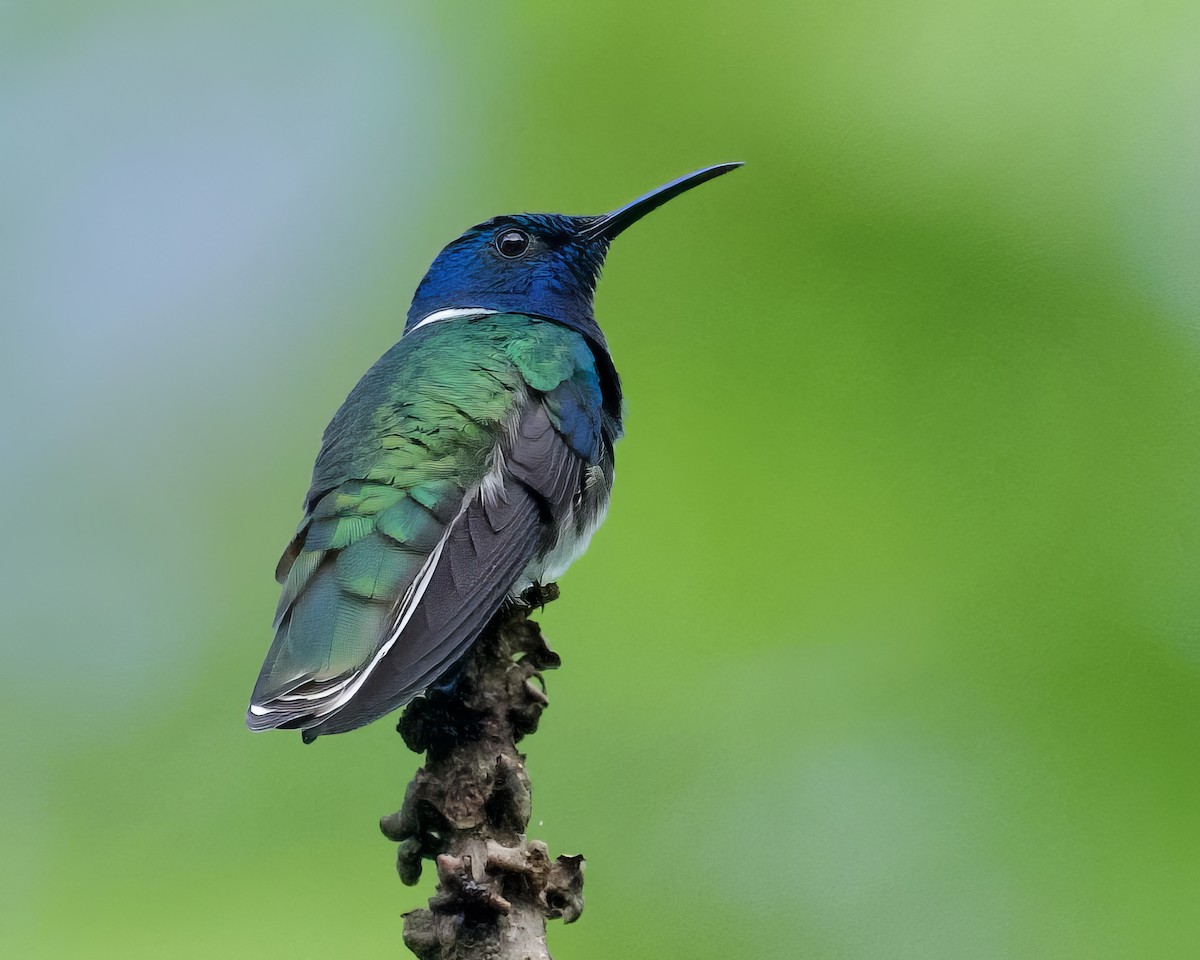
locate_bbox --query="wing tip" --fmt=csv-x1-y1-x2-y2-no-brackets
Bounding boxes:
245,701,314,735
245,703,284,732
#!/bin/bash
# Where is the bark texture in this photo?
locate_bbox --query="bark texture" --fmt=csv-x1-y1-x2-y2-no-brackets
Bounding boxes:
380,586,584,960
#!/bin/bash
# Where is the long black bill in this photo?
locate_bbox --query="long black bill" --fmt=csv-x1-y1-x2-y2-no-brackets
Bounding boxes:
579,162,743,241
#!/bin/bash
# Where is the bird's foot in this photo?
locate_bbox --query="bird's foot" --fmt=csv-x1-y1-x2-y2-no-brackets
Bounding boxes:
520,581,559,610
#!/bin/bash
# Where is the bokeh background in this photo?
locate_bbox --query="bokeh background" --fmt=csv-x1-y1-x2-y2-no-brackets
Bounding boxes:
3,1,1198,957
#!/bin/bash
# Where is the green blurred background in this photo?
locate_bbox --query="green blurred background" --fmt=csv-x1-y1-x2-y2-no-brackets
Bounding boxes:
3,1,1198,957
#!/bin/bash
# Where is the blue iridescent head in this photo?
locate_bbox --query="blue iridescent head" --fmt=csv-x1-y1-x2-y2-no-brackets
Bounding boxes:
404,163,743,348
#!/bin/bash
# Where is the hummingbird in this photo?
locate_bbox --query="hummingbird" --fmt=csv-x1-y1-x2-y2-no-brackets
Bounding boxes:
246,163,742,741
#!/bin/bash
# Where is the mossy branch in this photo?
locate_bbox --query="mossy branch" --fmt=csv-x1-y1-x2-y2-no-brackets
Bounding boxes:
380,585,584,960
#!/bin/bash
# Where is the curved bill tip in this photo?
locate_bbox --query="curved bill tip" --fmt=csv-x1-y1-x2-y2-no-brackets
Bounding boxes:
580,162,744,241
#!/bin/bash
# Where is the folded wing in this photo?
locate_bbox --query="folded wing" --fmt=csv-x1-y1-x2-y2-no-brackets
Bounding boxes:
246,400,584,738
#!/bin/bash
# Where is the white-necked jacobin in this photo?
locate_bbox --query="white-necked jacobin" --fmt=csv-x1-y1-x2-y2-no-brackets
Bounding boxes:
246,163,742,741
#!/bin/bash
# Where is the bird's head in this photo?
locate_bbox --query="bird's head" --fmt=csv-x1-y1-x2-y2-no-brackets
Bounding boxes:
405,163,742,347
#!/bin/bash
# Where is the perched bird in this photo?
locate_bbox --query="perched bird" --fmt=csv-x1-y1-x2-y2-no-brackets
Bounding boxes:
247,163,742,741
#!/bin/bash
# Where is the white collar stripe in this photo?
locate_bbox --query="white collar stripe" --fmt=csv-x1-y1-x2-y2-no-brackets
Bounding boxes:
407,307,497,335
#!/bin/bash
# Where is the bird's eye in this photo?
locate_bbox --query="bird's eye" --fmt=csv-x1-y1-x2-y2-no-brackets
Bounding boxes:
495,229,531,259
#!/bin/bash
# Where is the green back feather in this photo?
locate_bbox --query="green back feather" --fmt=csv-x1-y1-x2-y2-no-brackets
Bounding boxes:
255,314,599,705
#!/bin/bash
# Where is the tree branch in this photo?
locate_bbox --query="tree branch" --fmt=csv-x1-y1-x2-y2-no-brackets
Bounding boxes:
380,585,585,960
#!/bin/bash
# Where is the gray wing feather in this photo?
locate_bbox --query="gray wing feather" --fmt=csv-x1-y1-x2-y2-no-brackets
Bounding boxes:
300,400,582,737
